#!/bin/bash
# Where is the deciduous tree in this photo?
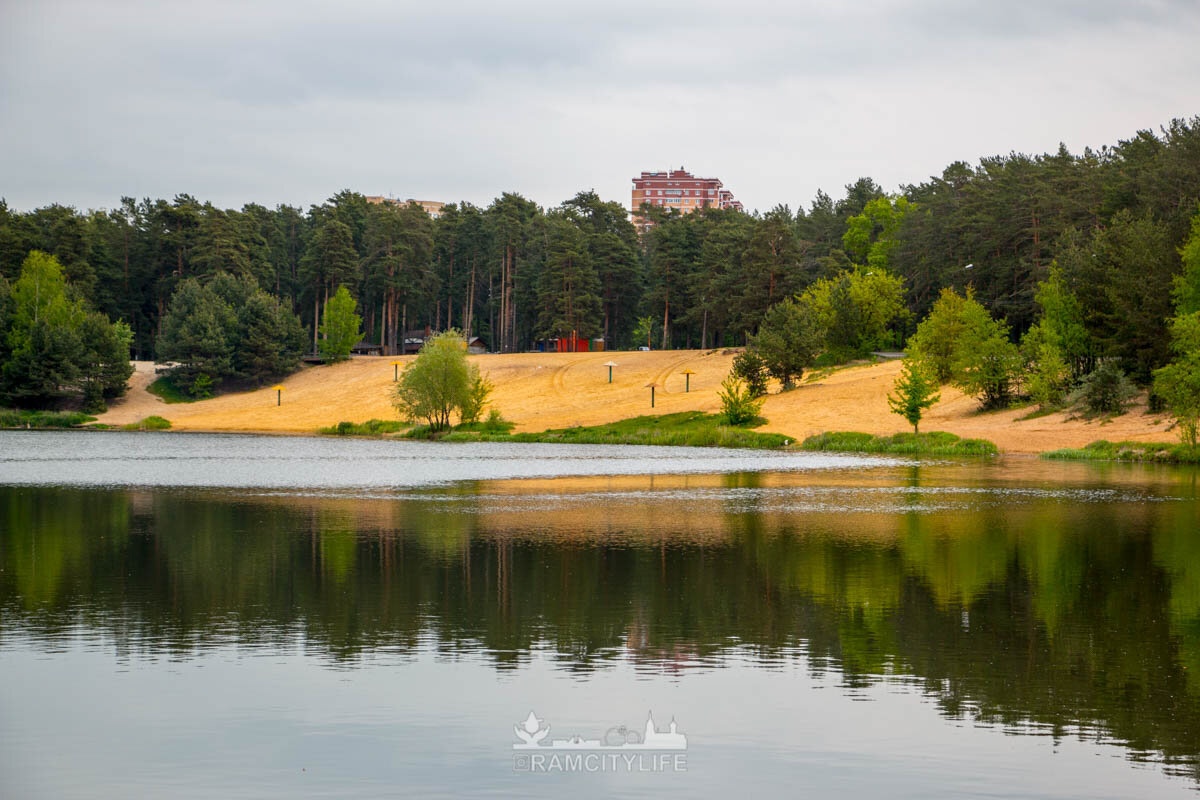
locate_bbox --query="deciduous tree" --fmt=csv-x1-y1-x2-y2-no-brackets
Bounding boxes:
319,286,362,363
394,329,485,432
888,359,940,433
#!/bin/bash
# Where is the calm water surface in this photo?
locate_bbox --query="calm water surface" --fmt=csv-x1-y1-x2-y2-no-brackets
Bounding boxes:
2,431,1199,799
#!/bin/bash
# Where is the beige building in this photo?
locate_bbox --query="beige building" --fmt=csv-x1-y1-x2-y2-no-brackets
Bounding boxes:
365,196,446,218
631,167,743,222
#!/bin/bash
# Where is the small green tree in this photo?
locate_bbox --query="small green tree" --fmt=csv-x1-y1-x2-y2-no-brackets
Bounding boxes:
718,376,764,426
907,287,982,383
1024,341,1071,408
458,370,494,425
909,287,1020,409
1175,205,1200,316
631,316,655,350
749,297,823,389
319,285,362,363
954,333,1022,410
731,348,769,397
394,329,483,432
1023,264,1092,382
1153,312,1200,447
1078,361,1136,415
887,359,940,433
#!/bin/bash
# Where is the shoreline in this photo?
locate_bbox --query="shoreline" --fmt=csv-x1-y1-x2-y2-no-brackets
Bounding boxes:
88,352,1180,456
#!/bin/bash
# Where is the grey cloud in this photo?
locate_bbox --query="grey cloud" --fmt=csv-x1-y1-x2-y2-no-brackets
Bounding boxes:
1,0,1198,213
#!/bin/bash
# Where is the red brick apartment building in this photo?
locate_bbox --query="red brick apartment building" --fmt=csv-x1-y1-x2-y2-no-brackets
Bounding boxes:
631,167,743,222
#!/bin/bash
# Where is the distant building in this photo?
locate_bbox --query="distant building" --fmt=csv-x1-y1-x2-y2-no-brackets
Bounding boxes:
365,196,446,218
401,328,486,355
631,167,743,224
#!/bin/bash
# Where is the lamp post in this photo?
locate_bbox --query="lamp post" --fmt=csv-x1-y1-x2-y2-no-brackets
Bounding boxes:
272,385,285,406
645,382,659,408
603,360,618,384
680,369,695,393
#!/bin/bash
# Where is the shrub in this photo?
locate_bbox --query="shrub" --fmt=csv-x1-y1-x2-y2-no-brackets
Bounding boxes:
480,408,514,434
718,376,764,426
1077,362,1136,414
887,359,940,433
800,430,998,457
318,419,405,436
122,415,171,431
731,349,769,397
1025,342,1071,408
749,298,823,389
1152,311,1200,447
0,409,96,428
190,373,215,399
394,330,494,432
459,372,493,425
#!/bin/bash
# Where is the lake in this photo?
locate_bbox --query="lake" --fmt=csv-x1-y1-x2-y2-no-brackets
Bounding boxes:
1,431,1199,798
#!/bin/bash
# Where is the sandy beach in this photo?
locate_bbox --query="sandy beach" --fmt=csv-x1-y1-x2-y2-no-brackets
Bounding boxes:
95,351,1179,454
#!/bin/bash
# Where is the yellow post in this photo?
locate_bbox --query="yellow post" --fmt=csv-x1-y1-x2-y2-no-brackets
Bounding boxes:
272,385,285,406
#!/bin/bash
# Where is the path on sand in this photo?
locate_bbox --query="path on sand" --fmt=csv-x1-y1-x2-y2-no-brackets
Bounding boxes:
97,352,1178,454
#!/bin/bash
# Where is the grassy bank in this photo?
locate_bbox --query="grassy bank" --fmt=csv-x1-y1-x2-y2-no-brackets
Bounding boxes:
494,412,789,449
316,411,788,448
318,419,407,436
121,415,172,431
801,431,999,457
0,409,97,429
1042,440,1200,463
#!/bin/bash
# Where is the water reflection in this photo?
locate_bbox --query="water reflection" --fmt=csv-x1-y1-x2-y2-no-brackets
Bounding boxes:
3,468,1200,782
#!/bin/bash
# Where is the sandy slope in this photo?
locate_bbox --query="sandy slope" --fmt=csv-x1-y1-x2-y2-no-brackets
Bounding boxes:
97,352,1178,454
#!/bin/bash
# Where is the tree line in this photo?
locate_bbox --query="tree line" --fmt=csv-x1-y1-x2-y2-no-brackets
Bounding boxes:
2,116,1199,410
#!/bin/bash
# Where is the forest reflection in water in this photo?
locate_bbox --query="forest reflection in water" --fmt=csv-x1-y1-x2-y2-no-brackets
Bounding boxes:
3,459,1200,787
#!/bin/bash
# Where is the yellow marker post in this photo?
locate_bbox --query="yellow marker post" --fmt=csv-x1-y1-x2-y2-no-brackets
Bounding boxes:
272,385,285,406
681,369,696,393
391,361,403,381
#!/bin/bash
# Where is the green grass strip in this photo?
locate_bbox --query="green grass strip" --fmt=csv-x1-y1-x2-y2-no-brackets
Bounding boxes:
800,430,999,457
317,419,407,436
121,415,172,431
0,409,97,429
324,412,788,448
1041,439,1200,463
495,412,787,449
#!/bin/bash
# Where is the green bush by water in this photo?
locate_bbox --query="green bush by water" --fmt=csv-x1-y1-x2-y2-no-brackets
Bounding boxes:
453,409,516,435
387,411,786,448
500,412,788,449
318,419,407,436
801,430,999,456
121,416,172,431
0,409,97,429
1042,440,1200,463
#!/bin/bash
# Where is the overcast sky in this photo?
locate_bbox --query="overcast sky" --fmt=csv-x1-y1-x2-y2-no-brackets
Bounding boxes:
2,0,1198,215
